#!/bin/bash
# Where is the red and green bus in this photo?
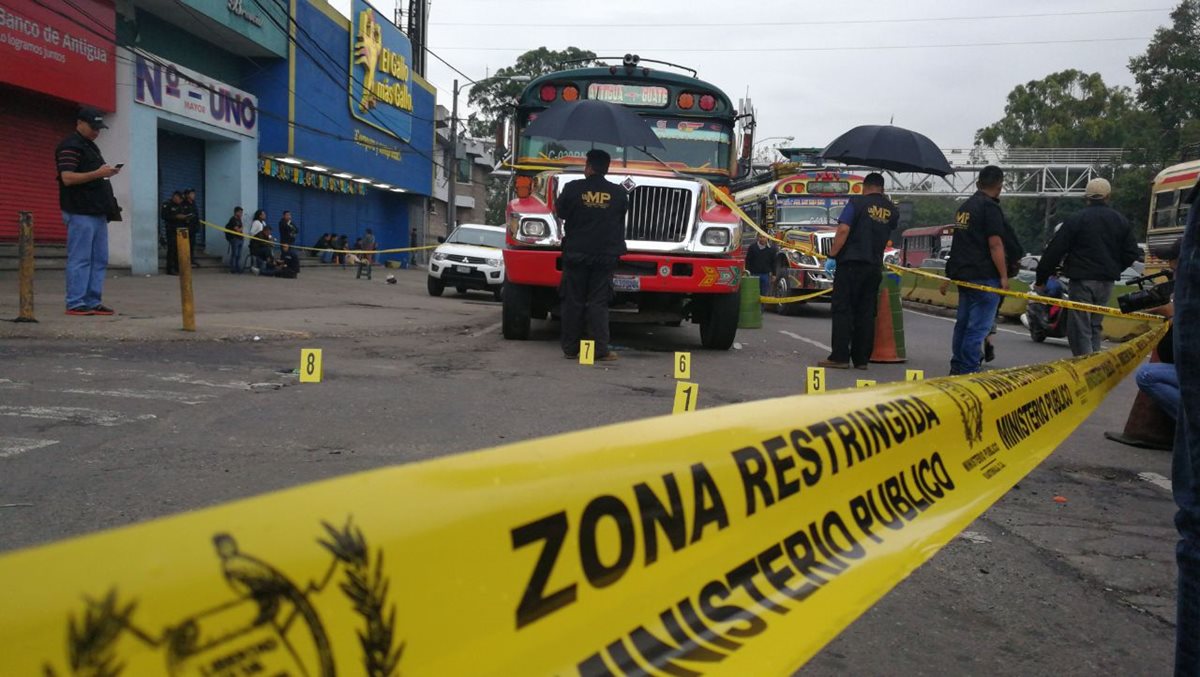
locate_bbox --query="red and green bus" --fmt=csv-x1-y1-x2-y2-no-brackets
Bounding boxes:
499,55,748,349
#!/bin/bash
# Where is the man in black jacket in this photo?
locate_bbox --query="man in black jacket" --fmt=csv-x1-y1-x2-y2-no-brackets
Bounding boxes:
745,233,778,302
278,210,298,247
819,172,898,369
946,165,1010,375
56,106,121,315
1036,178,1139,355
556,150,628,361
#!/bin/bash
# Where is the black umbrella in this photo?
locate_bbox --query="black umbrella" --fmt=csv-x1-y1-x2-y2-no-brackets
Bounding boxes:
821,125,953,176
521,99,665,150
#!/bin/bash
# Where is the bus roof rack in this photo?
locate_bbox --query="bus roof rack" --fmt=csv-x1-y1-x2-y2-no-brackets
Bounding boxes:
558,54,698,79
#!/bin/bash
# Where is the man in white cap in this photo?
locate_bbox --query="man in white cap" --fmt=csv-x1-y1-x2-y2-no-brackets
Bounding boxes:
1035,177,1139,355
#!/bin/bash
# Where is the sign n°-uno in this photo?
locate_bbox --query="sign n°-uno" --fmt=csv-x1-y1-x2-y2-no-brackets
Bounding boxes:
134,52,258,138
348,0,413,142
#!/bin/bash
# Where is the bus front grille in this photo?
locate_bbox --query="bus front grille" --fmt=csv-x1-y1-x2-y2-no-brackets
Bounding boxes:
626,186,693,243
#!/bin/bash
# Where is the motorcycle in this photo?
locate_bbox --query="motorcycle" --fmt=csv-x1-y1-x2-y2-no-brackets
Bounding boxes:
1021,285,1069,343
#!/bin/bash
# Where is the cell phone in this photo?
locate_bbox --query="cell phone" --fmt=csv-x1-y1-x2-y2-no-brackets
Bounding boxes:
114,163,124,169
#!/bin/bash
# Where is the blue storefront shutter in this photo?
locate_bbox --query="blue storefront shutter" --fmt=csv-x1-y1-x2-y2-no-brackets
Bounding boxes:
157,130,206,246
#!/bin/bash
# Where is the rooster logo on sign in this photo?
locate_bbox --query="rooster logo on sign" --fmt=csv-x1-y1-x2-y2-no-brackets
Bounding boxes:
355,8,383,113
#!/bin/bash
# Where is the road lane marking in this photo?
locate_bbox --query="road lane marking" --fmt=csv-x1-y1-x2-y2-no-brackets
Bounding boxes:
60,388,214,405
153,375,250,390
1138,471,1172,492
903,308,1025,336
471,321,503,338
0,437,59,459
779,330,832,352
0,406,156,427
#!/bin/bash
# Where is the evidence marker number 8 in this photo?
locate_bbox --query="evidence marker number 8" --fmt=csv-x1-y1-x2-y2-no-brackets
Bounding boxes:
300,348,323,383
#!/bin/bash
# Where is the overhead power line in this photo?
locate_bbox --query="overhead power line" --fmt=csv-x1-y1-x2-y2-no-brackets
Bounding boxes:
428,7,1171,28
432,37,1154,53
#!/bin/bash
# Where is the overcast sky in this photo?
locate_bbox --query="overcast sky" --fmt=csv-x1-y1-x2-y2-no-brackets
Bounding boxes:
329,0,1172,150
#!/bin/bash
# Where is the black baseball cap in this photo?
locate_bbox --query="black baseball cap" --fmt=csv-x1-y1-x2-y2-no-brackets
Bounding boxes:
77,106,107,129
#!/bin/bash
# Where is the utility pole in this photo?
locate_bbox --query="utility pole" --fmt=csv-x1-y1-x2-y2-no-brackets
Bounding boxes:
447,78,458,233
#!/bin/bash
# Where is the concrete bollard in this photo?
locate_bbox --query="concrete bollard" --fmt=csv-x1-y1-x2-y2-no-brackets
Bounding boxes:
15,211,36,323
176,227,195,332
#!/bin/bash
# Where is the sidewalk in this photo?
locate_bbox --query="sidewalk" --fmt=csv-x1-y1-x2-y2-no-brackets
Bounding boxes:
0,265,496,342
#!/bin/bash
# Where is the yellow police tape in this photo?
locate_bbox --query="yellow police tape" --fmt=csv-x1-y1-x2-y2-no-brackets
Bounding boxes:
760,288,833,305
199,220,438,256
505,165,1160,324
0,325,1163,675
900,265,1167,323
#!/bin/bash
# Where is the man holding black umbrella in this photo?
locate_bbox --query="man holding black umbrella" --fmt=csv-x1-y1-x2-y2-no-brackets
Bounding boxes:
556,149,628,361
818,172,898,369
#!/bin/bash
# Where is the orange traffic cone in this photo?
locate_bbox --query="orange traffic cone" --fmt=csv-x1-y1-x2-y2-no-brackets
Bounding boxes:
870,272,906,363
1104,351,1174,451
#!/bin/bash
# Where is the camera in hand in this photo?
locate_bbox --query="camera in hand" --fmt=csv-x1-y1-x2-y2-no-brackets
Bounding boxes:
1117,270,1174,314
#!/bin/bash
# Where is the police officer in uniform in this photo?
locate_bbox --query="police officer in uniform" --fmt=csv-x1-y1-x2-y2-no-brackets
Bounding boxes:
182,188,201,267
161,191,187,274
946,165,1010,375
818,172,898,369
556,149,628,361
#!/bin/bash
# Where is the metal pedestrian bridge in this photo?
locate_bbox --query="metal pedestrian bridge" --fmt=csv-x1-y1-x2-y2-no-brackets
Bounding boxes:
882,147,1126,198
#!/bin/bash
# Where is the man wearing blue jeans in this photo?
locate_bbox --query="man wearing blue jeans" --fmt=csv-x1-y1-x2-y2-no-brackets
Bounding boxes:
945,165,1010,375
1172,193,1200,675
55,106,120,315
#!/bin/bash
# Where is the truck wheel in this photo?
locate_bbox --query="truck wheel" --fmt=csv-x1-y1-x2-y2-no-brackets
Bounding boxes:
700,292,739,350
502,282,532,340
427,276,445,297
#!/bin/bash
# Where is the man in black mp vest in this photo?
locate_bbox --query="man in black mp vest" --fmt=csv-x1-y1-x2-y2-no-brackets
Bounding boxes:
818,172,898,370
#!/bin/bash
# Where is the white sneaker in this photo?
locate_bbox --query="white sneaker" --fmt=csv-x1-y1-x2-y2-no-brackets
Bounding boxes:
250,266,259,275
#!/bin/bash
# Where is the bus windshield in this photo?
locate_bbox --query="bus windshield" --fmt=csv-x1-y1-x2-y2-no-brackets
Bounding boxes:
777,205,834,226
521,117,732,175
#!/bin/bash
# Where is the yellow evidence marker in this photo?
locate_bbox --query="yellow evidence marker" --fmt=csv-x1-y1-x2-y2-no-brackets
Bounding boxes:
673,381,699,414
806,366,825,394
906,369,925,381
674,352,691,379
300,348,323,383
579,340,595,365
856,379,877,388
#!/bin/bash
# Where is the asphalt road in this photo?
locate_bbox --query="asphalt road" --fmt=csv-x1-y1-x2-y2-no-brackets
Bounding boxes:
0,285,1178,675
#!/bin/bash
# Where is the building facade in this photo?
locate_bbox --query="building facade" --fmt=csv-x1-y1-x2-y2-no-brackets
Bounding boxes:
3,0,433,273
247,0,435,264
0,0,117,243
101,0,286,272
428,105,495,237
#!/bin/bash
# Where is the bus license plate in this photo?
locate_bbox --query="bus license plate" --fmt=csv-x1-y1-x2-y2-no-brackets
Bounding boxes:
612,275,640,292
455,265,471,274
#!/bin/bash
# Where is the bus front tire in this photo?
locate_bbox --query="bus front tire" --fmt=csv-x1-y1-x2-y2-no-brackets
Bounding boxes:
502,282,532,340
699,292,740,350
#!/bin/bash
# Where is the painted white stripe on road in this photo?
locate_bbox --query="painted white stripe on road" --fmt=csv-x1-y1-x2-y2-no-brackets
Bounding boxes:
61,388,213,405
472,321,503,338
902,308,1027,336
1138,471,1173,492
0,406,156,427
0,437,59,459
779,330,832,352
152,375,251,390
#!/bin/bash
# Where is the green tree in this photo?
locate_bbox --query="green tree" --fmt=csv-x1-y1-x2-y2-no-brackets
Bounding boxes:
1130,0,1200,155
466,46,598,138
975,70,1162,248
975,69,1150,149
466,47,598,225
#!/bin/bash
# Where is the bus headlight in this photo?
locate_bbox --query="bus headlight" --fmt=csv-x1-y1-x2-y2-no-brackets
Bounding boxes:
701,228,731,247
519,218,550,238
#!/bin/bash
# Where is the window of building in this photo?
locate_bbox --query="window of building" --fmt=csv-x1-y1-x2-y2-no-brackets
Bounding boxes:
457,158,471,185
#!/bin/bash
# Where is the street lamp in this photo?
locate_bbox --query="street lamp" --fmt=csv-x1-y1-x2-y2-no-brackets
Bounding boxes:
446,75,531,233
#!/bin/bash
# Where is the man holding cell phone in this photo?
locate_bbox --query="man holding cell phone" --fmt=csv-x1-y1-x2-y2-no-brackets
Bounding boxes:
55,106,121,316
